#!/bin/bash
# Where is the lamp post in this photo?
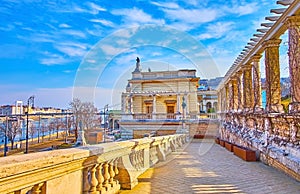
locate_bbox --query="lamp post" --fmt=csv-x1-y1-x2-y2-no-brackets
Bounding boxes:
25,95,34,154
4,115,8,157
65,114,68,143
37,114,41,143
103,104,108,143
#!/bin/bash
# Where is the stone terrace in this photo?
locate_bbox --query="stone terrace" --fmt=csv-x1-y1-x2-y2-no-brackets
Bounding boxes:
121,140,300,194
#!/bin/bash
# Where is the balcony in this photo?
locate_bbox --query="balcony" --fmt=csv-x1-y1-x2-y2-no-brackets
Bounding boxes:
121,113,218,122
0,134,187,194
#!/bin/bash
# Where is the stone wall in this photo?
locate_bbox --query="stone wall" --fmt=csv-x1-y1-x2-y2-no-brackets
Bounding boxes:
219,112,300,181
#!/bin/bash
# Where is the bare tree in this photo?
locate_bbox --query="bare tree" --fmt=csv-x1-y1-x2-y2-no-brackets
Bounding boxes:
70,98,82,140
29,123,36,142
81,102,98,132
41,122,47,143
70,99,98,140
48,121,55,140
0,117,22,149
53,117,63,139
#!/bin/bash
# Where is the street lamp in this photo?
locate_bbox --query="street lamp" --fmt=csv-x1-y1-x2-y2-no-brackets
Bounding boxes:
4,115,8,157
25,95,34,154
103,104,108,143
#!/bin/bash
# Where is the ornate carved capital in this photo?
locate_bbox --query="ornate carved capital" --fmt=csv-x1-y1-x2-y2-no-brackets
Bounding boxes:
285,15,300,28
262,39,282,48
251,54,262,63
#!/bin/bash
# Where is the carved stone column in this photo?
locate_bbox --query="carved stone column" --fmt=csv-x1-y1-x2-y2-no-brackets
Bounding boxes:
229,81,234,111
176,94,180,113
251,54,263,111
222,87,226,112
217,91,222,112
230,78,238,111
225,84,229,112
129,95,133,113
152,95,156,119
236,71,243,111
262,39,284,113
286,16,300,112
243,63,253,111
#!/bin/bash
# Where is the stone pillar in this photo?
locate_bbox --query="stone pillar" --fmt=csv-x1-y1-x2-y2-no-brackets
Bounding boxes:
152,95,156,119
231,78,238,111
243,63,253,111
235,71,244,111
251,54,263,111
121,95,126,113
262,39,283,113
177,94,180,113
225,84,229,112
129,95,133,113
222,87,227,112
286,16,300,112
184,93,188,115
218,91,222,113
229,81,233,111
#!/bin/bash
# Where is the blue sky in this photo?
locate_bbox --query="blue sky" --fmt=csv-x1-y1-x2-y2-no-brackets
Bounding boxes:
0,0,286,109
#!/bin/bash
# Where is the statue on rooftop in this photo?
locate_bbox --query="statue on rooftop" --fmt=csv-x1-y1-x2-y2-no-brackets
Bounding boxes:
133,57,142,72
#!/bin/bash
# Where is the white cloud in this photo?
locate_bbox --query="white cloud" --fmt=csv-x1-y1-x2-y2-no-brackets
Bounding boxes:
198,22,234,40
59,23,71,28
111,7,165,25
100,44,126,56
87,2,106,14
168,22,196,31
58,3,106,15
89,19,114,27
115,39,129,46
150,1,179,9
225,3,258,16
40,52,72,65
163,8,218,24
58,41,90,50
55,45,87,57
61,29,86,38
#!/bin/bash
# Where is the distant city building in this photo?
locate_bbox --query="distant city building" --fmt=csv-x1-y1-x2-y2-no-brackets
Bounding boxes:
0,101,23,115
121,57,200,118
0,101,68,116
119,58,218,139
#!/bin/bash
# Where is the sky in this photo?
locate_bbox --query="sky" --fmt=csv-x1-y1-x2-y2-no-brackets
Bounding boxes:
0,0,288,109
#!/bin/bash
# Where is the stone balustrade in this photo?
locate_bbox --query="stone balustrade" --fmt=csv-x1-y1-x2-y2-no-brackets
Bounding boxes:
219,112,300,181
0,134,187,194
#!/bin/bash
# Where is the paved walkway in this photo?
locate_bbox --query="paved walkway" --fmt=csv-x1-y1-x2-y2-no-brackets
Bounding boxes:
121,139,300,194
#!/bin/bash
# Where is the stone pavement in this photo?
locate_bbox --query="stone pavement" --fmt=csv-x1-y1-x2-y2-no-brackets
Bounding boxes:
120,139,300,194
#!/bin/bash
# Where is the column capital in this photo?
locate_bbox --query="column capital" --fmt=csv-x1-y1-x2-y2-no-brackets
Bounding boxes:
243,62,252,71
235,70,243,76
229,77,238,82
251,54,262,63
262,39,282,48
285,15,300,28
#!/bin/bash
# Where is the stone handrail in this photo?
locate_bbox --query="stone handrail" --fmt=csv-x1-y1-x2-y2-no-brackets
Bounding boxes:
219,112,300,181
0,134,187,194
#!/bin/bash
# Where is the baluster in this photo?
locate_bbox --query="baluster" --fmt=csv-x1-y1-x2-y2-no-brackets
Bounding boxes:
103,162,111,189
83,167,90,194
109,161,116,186
96,163,104,192
135,152,140,169
32,183,44,194
139,151,144,168
89,164,98,194
131,152,136,168
114,159,119,184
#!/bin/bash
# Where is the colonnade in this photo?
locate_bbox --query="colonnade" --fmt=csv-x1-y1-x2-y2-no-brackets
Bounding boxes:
218,15,300,114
